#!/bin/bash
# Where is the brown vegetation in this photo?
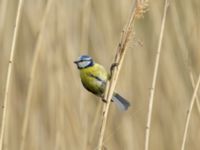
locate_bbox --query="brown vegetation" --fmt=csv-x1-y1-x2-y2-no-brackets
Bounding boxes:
0,0,199,150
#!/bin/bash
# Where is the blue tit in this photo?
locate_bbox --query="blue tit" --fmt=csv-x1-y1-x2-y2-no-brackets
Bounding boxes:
74,55,130,111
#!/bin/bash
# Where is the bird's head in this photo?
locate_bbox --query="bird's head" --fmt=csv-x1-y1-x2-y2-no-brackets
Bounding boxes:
74,55,94,69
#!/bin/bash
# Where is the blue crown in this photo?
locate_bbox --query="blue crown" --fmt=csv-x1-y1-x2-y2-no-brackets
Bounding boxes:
79,55,92,61
74,55,92,63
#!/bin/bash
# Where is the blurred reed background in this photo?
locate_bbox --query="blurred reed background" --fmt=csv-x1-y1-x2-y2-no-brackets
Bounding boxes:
0,0,200,150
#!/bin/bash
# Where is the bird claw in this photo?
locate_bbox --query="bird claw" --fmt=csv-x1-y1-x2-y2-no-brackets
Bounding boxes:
110,63,119,72
102,98,107,103
109,63,119,78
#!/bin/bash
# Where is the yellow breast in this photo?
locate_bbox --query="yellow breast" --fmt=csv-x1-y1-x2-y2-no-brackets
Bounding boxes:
79,63,108,96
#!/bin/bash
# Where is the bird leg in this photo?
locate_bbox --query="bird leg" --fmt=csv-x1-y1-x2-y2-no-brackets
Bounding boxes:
110,63,119,78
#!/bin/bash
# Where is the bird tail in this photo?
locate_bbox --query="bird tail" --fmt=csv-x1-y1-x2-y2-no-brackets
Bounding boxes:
112,92,130,111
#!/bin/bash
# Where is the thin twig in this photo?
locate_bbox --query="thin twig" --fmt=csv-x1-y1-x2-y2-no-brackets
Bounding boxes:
0,0,24,149
144,1,169,150
19,1,54,150
181,74,200,150
189,71,200,115
97,1,148,150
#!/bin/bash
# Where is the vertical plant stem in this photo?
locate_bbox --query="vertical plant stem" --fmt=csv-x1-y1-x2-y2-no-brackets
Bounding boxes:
144,1,169,150
0,0,24,149
97,1,148,149
181,74,200,150
189,72,200,114
19,1,53,150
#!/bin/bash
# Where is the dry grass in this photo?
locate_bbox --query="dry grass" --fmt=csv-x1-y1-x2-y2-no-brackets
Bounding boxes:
97,1,147,149
0,0,24,149
20,1,54,150
144,0,169,149
0,0,200,150
181,74,200,150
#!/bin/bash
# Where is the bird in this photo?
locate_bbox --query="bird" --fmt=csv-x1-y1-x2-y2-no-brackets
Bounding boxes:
74,55,130,111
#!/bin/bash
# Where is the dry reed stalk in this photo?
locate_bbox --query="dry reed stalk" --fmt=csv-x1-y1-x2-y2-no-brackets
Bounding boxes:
0,0,24,149
144,0,169,150
19,1,54,150
170,1,200,115
97,1,148,149
181,74,200,150
189,71,200,114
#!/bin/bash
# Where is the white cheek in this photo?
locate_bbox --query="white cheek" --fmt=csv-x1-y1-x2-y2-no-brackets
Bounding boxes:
78,61,91,68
